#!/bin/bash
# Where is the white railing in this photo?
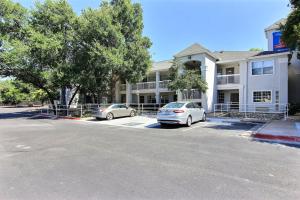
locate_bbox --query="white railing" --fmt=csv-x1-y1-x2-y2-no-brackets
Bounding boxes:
121,80,171,91
214,103,289,119
132,81,156,90
217,74,240,85
182,89,202,100
159,80,171,89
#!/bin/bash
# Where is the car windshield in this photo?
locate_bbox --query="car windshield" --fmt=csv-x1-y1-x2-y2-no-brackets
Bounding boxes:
163,102,185,109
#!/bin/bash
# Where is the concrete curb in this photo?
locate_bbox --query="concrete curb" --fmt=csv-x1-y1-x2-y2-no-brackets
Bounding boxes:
253,133,300,143
251,121,300,145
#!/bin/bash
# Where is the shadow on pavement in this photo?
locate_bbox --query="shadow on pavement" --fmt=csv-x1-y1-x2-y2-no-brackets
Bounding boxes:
146,123,187,129
0,111,39,120
251,139,300,149
204,122,257,131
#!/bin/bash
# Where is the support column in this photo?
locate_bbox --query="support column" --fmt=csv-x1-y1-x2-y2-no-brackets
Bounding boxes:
115,81,121,103
155,71,160,104
126,81,132,106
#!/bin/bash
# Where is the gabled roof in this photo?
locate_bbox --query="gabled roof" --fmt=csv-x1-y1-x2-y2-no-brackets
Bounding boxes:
265,18,286,32
213,51,262,62
174,43,217,59
152,60,173,71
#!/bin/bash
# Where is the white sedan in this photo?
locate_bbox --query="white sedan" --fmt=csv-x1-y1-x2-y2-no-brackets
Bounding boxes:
157,101,206,127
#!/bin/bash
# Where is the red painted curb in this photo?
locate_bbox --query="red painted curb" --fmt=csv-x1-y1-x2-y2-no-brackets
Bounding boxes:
253,133,300,143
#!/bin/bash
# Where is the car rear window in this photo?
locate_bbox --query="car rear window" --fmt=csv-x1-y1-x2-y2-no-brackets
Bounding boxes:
163,102,185,109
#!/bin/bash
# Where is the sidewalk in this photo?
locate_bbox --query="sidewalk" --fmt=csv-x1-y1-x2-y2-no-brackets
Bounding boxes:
253,119,300,145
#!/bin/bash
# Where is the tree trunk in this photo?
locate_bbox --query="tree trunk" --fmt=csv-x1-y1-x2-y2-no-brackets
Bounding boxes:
67,86,80,108
49,98,56,115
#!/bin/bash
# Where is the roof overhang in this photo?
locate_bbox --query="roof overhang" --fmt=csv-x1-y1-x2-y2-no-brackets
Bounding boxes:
248,51,290,60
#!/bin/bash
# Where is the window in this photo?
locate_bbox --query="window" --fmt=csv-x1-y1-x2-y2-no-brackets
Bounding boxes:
119,104,127,109
253,91,271,103
186,103,194,108
251,60,274,75
193,102,202,108
218,92,225,103
112,105,120,109
163,102,184,109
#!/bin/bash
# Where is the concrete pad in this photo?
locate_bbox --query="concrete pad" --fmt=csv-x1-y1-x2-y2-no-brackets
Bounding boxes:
82,116,158,129
253,120,300,145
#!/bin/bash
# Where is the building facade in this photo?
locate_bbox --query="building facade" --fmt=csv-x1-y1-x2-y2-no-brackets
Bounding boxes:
115,19,299,113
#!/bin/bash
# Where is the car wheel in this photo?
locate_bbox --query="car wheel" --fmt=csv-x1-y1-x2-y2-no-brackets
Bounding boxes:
130,110,135,117
106,112,114,120
201,113,206,122
186,116,192,127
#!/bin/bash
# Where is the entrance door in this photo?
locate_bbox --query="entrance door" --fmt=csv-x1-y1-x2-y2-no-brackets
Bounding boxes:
139,96,144,104
226,67,234,83
230,93,239,110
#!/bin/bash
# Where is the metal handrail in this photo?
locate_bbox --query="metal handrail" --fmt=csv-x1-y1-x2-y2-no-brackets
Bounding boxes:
213,103,289,119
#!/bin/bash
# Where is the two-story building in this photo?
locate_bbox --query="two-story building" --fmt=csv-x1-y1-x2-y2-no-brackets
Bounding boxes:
115,19,299,114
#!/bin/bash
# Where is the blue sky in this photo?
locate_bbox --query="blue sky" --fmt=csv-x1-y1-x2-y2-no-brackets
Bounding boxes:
15,0,292,61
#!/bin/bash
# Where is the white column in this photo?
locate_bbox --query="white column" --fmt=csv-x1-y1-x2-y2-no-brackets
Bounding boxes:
126,81,132,106
177,90,183,101
155,71,160,104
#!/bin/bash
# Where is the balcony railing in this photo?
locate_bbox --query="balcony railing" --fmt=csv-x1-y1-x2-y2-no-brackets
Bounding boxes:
217,74,240,85
159,80,171,89
132,81,156,90
122,80,172,91
182,89,202,100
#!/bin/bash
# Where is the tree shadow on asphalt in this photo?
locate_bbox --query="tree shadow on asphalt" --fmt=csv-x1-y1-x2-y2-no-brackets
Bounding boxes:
0,111,60,120
0,111,40,120
203,122,257,131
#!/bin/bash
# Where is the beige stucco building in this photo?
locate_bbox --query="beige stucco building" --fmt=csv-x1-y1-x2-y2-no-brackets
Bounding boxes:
116,19,299,113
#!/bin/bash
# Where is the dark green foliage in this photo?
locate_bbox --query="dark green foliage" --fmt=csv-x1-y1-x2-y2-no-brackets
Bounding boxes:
281,0,300,52
0,0,152,106
168,61,208,93
0,80,47,105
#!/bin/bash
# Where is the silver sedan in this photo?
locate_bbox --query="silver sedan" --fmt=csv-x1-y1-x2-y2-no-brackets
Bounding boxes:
93,104,136,120
157,102,206,127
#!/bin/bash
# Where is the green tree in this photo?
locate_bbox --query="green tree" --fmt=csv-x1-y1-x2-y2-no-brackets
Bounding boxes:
0,80,26,104
168,60,208,98
281,0,300,56
249,48,263,51
74,0,152,103
0,0,78,111
73,4,123,103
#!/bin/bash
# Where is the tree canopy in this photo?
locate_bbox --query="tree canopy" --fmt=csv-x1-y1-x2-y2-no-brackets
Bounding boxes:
167,60,208,96
0,0,152,107
281,0,300,53
249,48,263,51
0,80,47,105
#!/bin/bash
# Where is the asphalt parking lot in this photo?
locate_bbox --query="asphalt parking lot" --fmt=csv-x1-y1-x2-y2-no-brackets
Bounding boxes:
0,108,300,200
